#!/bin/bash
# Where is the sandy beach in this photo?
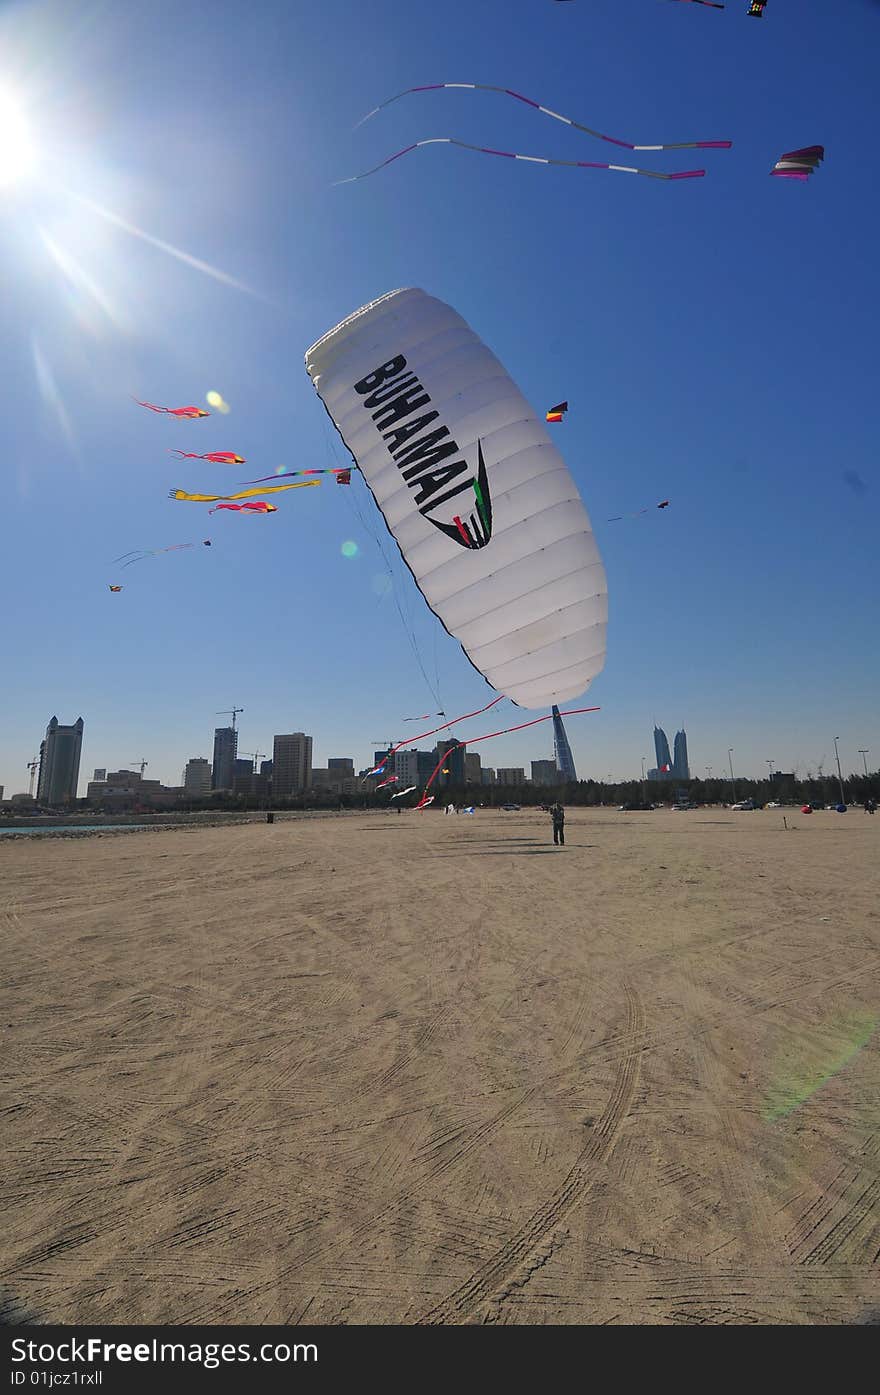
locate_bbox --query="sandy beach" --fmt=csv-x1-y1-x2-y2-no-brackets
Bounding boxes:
1,806,878,1325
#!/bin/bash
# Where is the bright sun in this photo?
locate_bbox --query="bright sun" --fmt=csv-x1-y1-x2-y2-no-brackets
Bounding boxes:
0,90,37,188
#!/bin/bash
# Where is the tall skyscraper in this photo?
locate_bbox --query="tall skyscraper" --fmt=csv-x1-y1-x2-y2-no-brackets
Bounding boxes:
183,758,211,796
552,705,578,782
435,738,466,785
211,727,237,791
92,768,106,783
653,725,672,774
673,729,690,780
273,732,313,798
37,717,84,804
328,758,354,775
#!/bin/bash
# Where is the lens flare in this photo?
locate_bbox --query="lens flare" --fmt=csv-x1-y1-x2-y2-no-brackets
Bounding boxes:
0,90,37,189
341,540,359,559
763,1012,876,1122
206,390,231,414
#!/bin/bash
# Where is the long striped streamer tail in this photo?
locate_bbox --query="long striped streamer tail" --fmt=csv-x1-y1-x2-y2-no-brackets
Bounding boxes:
336,138,707,186
354,82,731,152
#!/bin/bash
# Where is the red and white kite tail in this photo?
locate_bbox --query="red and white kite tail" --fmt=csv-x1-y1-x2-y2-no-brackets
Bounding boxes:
386,695,505,763
412,705,601,807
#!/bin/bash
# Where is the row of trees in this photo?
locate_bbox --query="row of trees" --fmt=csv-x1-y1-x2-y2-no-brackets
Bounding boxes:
25,766,872,816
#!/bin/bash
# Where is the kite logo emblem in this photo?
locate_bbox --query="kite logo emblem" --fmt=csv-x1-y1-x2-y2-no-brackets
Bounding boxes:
353,355,493,551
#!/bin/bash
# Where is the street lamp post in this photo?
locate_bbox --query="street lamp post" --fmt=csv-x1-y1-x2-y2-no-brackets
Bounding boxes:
728,748,735,802
833,736,845,807
766,759,774,785
859,749,869,778
641,756,646,800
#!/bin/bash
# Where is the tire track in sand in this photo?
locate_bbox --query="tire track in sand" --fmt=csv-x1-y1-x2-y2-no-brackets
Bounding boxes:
417,981,645,1324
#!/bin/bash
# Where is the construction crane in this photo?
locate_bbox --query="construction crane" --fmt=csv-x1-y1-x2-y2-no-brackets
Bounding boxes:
26,755,39,798
129,758,149,777
216,706,244,733
240,751,266,774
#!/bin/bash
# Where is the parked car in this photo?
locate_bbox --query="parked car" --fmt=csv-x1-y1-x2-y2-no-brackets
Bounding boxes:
731,799,758,811
618,801,654,812
766,800,782,809
501,803,521,811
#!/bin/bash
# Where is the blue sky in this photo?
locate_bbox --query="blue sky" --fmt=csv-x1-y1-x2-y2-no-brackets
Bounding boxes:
1,0,877,795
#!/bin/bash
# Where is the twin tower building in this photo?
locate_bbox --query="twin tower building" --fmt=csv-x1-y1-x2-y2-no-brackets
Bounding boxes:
648,725,689,782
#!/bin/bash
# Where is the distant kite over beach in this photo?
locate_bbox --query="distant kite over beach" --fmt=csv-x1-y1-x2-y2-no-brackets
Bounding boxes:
546,401,568,424
240,468,352,485
171,450,246,464
169,482,320,504
607,500,670,522
747,1,767,15
209,501,277,515
770,146,824,181
134,399,209,418
108,584,122,592
112,543,210,568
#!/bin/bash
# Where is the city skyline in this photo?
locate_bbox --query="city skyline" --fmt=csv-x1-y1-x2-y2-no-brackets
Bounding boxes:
3,705,877,801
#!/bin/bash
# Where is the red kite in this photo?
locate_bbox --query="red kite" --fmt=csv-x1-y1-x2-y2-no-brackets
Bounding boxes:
171,450,246,464
134,398,209,418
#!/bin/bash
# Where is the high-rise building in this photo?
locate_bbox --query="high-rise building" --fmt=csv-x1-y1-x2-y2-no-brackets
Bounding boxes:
273,732,313,798
211,727,237,791
672,729,690,781
654,725,672,775
496,767,526,785
531,759,557,785
465,752,482,783
435,738,466,786
232,758,253,782
328,758,354,775
481,768,496,785
552,705,578,782
92,768,106,783
37,716,84,804
393,749,420,787
260,759,273,775
183,758,212,796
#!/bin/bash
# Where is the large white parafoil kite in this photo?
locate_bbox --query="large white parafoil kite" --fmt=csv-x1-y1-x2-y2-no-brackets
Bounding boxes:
305,288,607,708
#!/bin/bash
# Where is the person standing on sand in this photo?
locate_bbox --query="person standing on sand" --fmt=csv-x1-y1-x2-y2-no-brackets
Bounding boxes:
550,802,565,846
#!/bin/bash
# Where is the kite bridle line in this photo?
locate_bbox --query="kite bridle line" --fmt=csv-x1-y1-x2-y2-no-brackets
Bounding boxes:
413,705,600,808
327,417,446,713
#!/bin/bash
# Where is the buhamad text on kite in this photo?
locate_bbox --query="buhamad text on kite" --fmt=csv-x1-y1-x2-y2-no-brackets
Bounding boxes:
353,356,493,550
306,288,607,709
